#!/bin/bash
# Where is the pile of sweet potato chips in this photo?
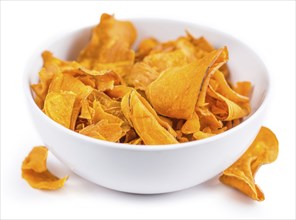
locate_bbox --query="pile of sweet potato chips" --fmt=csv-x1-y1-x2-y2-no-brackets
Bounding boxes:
31,13,252,145
23,14,278,201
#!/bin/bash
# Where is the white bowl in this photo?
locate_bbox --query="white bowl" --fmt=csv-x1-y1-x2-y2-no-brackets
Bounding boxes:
24,18,270,194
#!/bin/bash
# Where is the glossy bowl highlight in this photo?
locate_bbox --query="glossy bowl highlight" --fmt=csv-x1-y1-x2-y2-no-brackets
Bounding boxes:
24,19,270,194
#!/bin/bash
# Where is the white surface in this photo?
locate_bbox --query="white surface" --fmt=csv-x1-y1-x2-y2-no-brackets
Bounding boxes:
1,1,295,219
24,18,270,195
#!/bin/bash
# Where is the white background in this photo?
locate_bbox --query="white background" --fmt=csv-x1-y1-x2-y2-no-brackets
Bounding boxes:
1,1,295,219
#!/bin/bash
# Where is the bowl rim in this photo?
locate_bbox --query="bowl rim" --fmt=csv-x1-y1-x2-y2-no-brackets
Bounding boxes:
23,17,270,152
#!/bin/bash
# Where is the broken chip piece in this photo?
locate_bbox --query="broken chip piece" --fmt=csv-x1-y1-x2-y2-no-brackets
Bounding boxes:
22,146,68,190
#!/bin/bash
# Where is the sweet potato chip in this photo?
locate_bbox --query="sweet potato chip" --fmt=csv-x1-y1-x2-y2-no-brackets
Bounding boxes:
181,112,200,134
121,90,178,145
125,50,188,90
123,90,177,137
49,73,93,99
146,47,228,119
175,36,204,61
196,107,223,131
211,71,250,103
136,37,159,61
88,90,127,124
219,127,279,201
143,50,188,72
34,51,121,96
175,130,190,143
124,62,160,90
22,146,48,172
44,91,77,129
80,119,123,142
234,81,252,97
186,32,230,78
197,47,229,107
78,13,136,77
193,131,215,140
207,85,249,121
149,39,176,54
22,146,68,190
30,51,65,108
94,71,122,92
105,85,133,99
79,99,94,120
187,34,215,52
92,100,123,124
129,138,143,145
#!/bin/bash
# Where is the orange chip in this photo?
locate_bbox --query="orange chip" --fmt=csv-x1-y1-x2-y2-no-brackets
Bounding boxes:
22,146,48,173
149,39,176,54
219,127,279,201
175,36,204,61
30,51,64,109
186,32,230,78
79,119,123,142
234,81,253,97
146,47,228,119
187,34,215,52
143,49,188,72
92,100,123,124
44,91,77,129
129,138,143,145
181,112,200,134
207,85,249,121
121,90,178,145
136,37,159,61
105,85,133,99
22,146,68,190
197,47,229,107
77,13,136,77
94,71,122,92
211,71,250,103
193,130,215,140
124,62,160,90
79,99,94,120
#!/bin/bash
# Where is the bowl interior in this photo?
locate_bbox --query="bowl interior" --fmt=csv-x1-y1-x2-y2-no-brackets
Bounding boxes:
26,18,269,138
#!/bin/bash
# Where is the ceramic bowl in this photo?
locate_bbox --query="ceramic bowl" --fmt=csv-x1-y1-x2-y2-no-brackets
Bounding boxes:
24,18,270,194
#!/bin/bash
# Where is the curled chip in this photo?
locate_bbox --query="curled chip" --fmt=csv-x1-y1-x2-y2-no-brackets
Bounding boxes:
219,127,279,201
146,47,228,119
121,90,178,145
22,146,68,190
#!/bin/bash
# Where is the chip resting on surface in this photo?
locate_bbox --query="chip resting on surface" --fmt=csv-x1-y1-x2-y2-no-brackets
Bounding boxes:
22,146,68,190
219,127,279,201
